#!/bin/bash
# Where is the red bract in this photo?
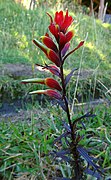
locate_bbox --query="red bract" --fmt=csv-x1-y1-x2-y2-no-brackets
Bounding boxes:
45,78,62,91
29,89,62,100
59,32,66,50
49,23,59,41
59,30,74,50
40,36,58,53
46,65,60,77
47,49,60,67
33,39,60,67
66,30,74,42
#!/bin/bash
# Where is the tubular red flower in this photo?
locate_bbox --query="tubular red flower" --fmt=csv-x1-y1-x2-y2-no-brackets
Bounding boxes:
33,39,60,67
45,78,62,91
29,89,62,100
54,11,64,27
59,32,66,50
54,10,73,33
33,39,48,54
47,49,60,67
40,36,58,52
22,77,62,91
60,10,73,33
59,30,74,50
49,23,59,41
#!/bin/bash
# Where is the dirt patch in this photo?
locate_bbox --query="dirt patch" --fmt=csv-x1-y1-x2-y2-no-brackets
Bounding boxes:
0,98,109,122
0,108,37,123
78,69,94,80
0,63,36,78
0,63,94,79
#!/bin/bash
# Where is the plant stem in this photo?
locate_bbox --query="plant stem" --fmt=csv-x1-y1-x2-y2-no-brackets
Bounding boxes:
59,52,82,179
59,55,73,138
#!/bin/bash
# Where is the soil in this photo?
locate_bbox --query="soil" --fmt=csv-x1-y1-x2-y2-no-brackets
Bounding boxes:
0,63,36,78
0,63,94,80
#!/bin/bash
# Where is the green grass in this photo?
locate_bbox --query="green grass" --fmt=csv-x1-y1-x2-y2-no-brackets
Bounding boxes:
0,0,49,64
0,103,111,179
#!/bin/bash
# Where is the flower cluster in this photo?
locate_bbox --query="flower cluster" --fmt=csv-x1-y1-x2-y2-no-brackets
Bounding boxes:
22,10,84,101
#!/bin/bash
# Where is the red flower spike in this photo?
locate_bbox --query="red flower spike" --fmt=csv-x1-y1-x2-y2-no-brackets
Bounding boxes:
45,78,62,91
47,49,60,67
29,89,62,100
40,36,58,52
61,42,70,57
47,10,73,41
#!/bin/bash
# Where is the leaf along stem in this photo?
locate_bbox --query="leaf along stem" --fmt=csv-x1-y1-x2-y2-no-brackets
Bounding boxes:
62,41,84,64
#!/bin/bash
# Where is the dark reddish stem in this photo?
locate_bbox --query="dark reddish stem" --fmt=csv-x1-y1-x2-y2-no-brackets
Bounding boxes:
59,51,74,139
59,51,82,179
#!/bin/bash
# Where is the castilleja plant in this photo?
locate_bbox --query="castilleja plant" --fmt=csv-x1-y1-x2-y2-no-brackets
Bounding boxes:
22,10,103,179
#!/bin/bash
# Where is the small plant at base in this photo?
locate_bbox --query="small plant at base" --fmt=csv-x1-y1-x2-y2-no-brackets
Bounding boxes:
22,10,104,179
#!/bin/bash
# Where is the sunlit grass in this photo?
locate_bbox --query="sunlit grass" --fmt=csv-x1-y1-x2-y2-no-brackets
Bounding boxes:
0,0,111,69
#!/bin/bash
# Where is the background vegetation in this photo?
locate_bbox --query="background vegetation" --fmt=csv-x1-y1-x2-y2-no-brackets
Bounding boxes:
0,0,111,179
